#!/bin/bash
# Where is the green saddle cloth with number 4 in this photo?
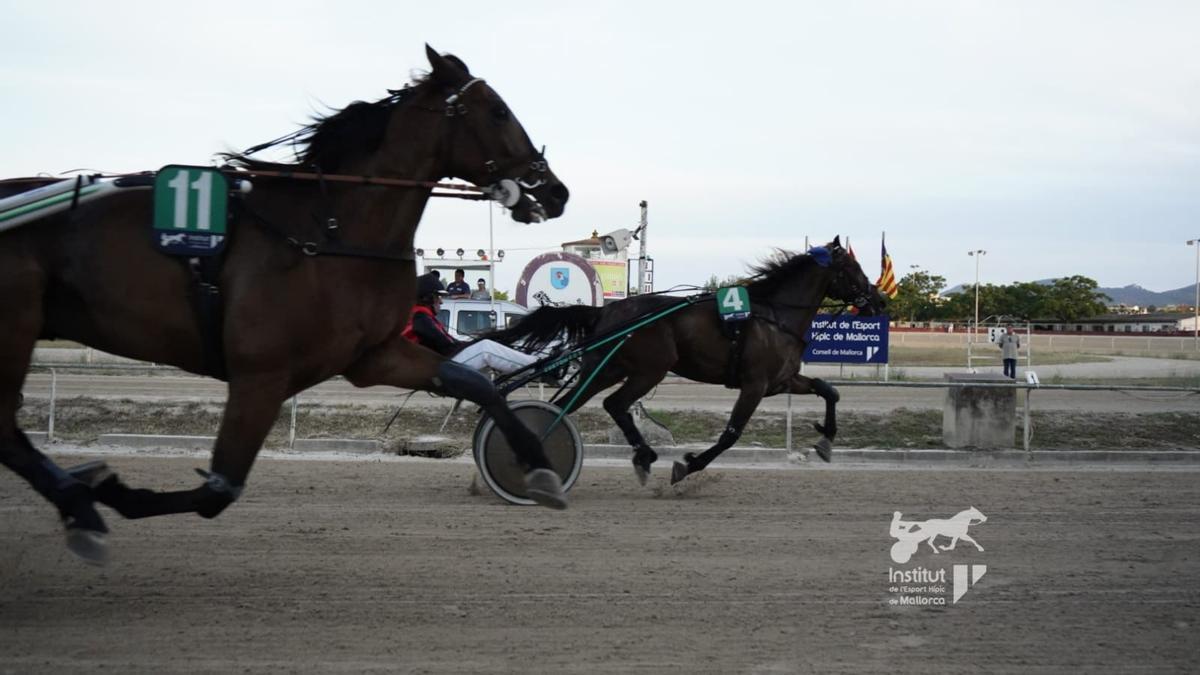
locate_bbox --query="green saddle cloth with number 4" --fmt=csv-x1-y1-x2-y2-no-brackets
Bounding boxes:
716,286,751,322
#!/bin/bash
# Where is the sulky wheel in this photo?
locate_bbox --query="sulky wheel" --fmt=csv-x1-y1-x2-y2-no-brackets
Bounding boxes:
473,399,583,506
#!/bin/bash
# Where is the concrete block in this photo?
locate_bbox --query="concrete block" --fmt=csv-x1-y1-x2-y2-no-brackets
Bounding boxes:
942,373,1016,449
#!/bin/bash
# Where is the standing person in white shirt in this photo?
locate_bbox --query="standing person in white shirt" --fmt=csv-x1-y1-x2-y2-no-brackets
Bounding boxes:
998,326,1021,379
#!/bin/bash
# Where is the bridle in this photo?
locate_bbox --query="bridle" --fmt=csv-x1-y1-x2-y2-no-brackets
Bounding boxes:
826,252,878,312
421,76,553,214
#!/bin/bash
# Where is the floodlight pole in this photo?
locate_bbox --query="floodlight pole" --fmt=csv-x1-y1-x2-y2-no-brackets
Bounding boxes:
1189,239,1199,349
488,201,496,318
968,250,986,344
637,200,649,295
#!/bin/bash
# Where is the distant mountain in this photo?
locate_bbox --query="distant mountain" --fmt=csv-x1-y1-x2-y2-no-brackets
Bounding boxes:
943,279,1198,307
1097,283,1197,307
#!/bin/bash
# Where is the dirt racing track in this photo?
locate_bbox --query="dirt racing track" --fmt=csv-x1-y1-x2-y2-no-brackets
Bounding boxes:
2,454,1198,673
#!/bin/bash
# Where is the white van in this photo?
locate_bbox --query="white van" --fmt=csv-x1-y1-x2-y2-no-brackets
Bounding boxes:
436,299,529,340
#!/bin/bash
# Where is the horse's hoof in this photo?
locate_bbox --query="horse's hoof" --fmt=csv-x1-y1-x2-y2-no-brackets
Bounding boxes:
670,460,689,485
634,463,650,486
523,468,568,510
61,486,110,566
64,527,109,566
66,460,113,488
813,437,833,463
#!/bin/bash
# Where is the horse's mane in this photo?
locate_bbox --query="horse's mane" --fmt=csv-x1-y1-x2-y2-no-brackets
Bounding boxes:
222,86,420,172
744,249,822,298
222,71,449,173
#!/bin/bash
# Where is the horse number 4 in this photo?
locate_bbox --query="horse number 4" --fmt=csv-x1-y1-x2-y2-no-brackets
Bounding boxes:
166,170,214,230
721,288,744,312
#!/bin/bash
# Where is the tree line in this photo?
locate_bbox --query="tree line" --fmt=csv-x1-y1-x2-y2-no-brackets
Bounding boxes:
888,269,1111,323
701,269,1111,323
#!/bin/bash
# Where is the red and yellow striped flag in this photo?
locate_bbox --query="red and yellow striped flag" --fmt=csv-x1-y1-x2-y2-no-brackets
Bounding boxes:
876,236,898,298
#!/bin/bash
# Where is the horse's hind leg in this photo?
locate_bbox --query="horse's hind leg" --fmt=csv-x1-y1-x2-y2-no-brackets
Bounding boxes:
0,429,110,564
788,375,839,462
671,384,767,484
599,370,669,486
0,275,109,563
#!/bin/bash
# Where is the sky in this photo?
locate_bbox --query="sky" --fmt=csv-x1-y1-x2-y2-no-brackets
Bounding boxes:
3,1,1200,296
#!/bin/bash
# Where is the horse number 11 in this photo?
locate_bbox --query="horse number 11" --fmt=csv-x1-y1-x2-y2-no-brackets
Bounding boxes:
153,165,228,236
166,170,214,230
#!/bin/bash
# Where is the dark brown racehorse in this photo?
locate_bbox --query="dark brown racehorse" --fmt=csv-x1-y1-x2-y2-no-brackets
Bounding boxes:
0,46,570,564
484,239,886,484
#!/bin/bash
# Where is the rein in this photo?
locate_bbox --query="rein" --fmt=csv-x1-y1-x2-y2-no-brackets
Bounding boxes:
227,168,490,201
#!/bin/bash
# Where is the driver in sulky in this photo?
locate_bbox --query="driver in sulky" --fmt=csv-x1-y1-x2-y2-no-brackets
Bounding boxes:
401,273,540,376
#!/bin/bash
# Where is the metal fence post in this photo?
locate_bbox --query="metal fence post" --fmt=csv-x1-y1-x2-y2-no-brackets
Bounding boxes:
1026,322,1032,371
785,393,793,453
289,395,298,449
1023,386,1032,453
48,368,57,442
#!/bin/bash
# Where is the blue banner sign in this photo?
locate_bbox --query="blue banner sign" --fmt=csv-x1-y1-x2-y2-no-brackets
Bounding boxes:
803,314,890,363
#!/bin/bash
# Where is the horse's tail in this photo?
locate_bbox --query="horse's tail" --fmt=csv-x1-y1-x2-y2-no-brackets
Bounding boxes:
483,305,602,352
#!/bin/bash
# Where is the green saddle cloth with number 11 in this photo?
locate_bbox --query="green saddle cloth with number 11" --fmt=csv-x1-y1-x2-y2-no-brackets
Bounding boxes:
152,165,229,256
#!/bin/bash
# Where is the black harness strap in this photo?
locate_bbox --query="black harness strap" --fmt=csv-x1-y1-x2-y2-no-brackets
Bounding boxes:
723,322,747,389
235,200,415,263
187,256,227,380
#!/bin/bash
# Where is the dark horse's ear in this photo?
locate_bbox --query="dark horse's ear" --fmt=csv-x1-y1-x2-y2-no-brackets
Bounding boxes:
832,235,842,249
425,44,471,85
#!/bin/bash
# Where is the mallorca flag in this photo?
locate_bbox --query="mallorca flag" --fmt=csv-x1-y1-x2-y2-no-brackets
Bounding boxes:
876,235,899,299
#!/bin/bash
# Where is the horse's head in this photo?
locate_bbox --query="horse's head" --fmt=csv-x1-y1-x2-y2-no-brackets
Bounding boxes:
823,236,888,316
418,45,569,223
963,506,987,525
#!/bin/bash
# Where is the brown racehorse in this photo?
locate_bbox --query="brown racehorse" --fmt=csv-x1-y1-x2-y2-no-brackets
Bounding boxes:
483,239,886,484
0,46,570,564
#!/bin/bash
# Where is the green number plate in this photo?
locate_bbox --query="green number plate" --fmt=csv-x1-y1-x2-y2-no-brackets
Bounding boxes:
717,286,751,322
153,165,228,234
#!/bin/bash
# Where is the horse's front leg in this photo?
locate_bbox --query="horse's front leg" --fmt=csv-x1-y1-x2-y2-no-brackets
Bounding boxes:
959,533,984,552
76,373,290,521
788,375,839,462
344,338,566,509
671,384,767,484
